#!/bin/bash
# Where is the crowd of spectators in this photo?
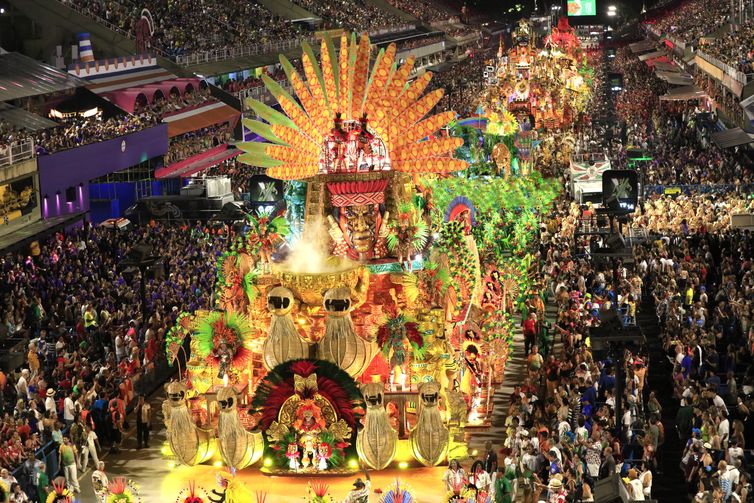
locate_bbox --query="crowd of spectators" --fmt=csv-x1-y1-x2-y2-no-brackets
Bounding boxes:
700,18,754,74
444,25,481,40
431,53,490,117
292,0,403,33
0,222,224,500
165,124,232,165
384,0,457,23
0,122,35,165
646,0,729,44
31,114,158,156
134,87,215,120
392,34,445,52
645,227,754,502
67,0,303,57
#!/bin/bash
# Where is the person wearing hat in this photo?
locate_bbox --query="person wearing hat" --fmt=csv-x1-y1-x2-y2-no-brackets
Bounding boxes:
44,388,56,415
344,470,370,503
548,475,567,503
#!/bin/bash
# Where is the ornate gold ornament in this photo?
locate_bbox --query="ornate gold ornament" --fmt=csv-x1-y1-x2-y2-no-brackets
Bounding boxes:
356,383,397,469
409,381,448,466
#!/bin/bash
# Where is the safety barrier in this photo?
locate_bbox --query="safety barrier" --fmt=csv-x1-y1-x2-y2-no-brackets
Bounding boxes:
0,139,35,168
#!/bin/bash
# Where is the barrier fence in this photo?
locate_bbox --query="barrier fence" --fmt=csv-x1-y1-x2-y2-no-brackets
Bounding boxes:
643,183,754,195
0,139,35,168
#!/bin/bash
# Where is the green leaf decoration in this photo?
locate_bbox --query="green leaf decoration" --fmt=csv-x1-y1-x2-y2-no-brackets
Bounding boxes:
245,99,299,130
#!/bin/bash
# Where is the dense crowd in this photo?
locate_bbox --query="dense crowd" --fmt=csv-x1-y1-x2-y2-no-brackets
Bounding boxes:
646,0,729,44
32,114,157,155
431,53,490,116
292,0,403,32
0,222,223,500
701,18,754,74
67,0,303,57
0,122,35,164
384,0,456,23
135,87,214,120
165,124,232,165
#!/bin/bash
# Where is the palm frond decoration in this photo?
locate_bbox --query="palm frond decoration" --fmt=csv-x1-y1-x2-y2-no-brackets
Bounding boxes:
238,33,467,179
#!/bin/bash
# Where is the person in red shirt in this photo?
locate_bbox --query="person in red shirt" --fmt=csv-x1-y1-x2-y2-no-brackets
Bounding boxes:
15,419,30,443
523,312,538,356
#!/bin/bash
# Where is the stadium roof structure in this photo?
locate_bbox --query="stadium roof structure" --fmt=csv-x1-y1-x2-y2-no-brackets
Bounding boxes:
711,127,754,149
0,102,58,131
0,52,84,102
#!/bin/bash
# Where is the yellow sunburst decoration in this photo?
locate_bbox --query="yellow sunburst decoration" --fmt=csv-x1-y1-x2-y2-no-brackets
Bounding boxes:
238,33,467,180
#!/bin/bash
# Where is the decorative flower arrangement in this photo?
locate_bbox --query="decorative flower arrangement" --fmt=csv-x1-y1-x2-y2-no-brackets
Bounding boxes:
175,480,209,503
105,477,142,503
307,481,335,503
486,110,519,136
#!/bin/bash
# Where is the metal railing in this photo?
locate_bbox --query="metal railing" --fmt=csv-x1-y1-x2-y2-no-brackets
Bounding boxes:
175,37,316,67
643,183,754,195
0,139,35,168
238,80,294,109
696,50,753,84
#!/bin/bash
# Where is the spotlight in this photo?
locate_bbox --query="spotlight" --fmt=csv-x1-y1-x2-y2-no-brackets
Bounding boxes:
263,457,273,467
167,461,176,470
348,458,359,469
398,461,408,469
0,8,5,14
213,461,223,467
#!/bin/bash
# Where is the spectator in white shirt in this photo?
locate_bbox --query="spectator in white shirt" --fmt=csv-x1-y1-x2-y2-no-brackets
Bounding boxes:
63,394,76,423
44,389,56,414
718,411,730,450
15,370,29,401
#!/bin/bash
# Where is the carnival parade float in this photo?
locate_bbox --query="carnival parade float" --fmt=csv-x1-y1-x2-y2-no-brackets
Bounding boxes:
161,30,563,491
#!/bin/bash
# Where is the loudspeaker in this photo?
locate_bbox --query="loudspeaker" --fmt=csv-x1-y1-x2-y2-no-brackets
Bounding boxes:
65,186,76,203
594,475,629,503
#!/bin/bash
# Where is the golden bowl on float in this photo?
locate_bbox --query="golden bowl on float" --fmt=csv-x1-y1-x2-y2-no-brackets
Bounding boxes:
270,257,368,307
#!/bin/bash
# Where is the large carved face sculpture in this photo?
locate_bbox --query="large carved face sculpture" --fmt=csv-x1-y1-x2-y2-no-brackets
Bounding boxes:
418,381,441,408
361,382,385,410
341,204,377,253
323,287,352,317
267,286,295,316
167,382,187,405
216,386,237,413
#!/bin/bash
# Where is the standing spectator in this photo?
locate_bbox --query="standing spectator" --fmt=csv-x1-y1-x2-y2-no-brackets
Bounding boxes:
135,395,151,449
523,312,538,356
36,462,49,503
43,390,55,416
80,423,100,472
62,394,75,428
57,437,79,494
